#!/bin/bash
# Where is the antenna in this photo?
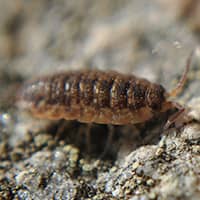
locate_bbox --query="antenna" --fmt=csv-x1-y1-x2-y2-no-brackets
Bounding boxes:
168,50,194,98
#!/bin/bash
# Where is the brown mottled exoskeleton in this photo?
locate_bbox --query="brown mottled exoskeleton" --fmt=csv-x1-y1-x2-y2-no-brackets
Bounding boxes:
18,52,193,130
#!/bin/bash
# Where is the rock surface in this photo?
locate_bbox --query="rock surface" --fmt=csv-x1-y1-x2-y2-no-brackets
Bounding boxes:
0,0,200,199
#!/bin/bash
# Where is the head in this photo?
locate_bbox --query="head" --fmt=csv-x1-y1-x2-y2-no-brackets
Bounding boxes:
146,84,166,111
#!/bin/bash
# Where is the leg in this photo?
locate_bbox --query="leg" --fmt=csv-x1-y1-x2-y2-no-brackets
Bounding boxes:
85,123,92,154
99,124,114,159
55,120,70,141
163,100,194,131
163,108,185,130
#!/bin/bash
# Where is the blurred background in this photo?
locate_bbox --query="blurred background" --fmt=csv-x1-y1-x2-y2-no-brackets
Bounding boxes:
1,0,200,79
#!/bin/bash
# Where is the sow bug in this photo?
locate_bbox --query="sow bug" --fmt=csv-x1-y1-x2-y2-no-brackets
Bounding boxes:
18,52,193,129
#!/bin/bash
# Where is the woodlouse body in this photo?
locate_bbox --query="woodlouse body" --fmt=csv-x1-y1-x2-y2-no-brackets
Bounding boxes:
19,70,173,125
19,51,194,127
